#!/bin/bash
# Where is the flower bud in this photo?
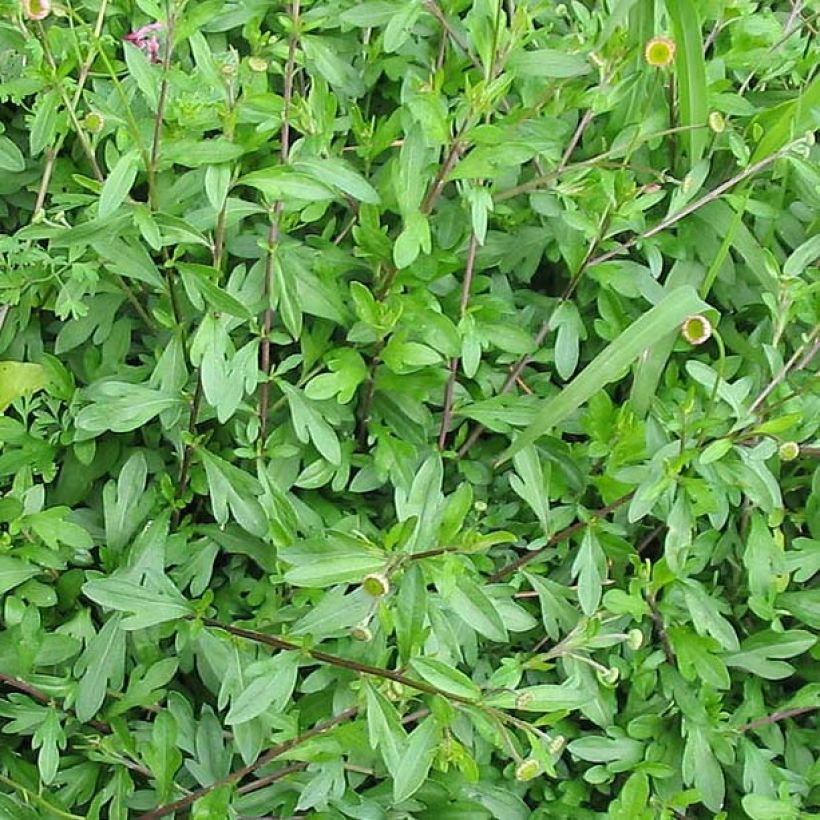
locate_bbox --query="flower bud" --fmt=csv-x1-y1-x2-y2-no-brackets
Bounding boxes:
597,666,620,686
681,314,712,345
548,734,566,755
708,112,725,133
515,758,541,781
362,573,390,597
248,56,268,72
83,112,105,133
350,624,373,642
627,629,644,651
23,0,50,20
644,37,676,68
778,441,799,462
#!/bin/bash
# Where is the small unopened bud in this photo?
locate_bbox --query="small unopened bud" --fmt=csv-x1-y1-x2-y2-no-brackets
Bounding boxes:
644,37,676,68
597,666,620,686
708,112,725,133
548,734,566,755
350,624,373,642
627,629,644,650
83,112,105,133
248,56,268,72
778,441,799,462
362,573,390,597
515,692,533,709
515,758,541,781
681,314,712,345
23,0,50,20
474,500,487,512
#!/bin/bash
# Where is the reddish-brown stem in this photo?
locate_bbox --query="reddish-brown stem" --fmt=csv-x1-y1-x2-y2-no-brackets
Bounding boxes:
0,672,110,735
138,707,359,819
259,0,299,441
201,618,474,704
489,492,634,582
646,591,677,667
738,706,817,733
439,233,478,449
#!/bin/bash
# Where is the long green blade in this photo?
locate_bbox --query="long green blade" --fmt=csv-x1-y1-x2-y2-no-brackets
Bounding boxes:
666,0,709,166
498,286,712,465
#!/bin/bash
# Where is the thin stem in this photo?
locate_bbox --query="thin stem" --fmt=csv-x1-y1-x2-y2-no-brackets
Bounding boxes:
646,591,676,667
37,23,103,181
439,233,478,449
584,138,806,270
422,0,483,72
0,672,110,735
148,9,177,208
421,122,470,215
0,773,84,820
235,762,308,796
738,705,817,733
489,492,634,582
138,707,359,819
201,618,476,705
749,324,819,413
259,0,299,442
173,374,203,524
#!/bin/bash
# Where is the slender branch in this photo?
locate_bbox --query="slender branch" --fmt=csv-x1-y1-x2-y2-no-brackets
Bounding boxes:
738,705,817,733
259,0,299,442
646,591,676,667
489,492,634,582
201,618,475,705
36,23,103,181
0,672,110,735
422,0,483,73
173,374,203,525
138,706,359,819
0,773,84,820
750,324,819,413
235,762,308,796
584,138,806,270
439,233,478,449
421,126,469,215
148,11,177,207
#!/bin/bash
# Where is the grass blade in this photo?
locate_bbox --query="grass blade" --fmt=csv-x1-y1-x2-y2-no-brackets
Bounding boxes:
666,0,709,166
498,286,711,464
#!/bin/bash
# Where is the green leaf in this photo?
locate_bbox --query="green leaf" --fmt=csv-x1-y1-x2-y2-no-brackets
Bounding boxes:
73,615,126,722
0,555,40,595
199,449,268,537
750,74,819,163
365,681,406,775
82,574,193,630
500,286,712,464
449,575,508,642
292,157,380,204
485,680,592,712
29,89,59,157
666,0,709,165
509,48,591,79
226,653,299,724
0,135,25,172
0,361,49,412
411,657,481,700
177,263,252,319
393,716,439,803
76,382,183,434
241,167,335,202
99,150,139,218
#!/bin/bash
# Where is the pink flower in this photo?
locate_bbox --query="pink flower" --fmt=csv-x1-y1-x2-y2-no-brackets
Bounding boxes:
123,22,163,64
23,0,51,20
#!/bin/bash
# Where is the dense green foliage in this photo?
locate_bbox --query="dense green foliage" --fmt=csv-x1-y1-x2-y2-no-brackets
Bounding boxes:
0,0,818,817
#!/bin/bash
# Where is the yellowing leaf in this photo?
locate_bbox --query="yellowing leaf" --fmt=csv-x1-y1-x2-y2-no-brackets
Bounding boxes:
0,361,49,412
